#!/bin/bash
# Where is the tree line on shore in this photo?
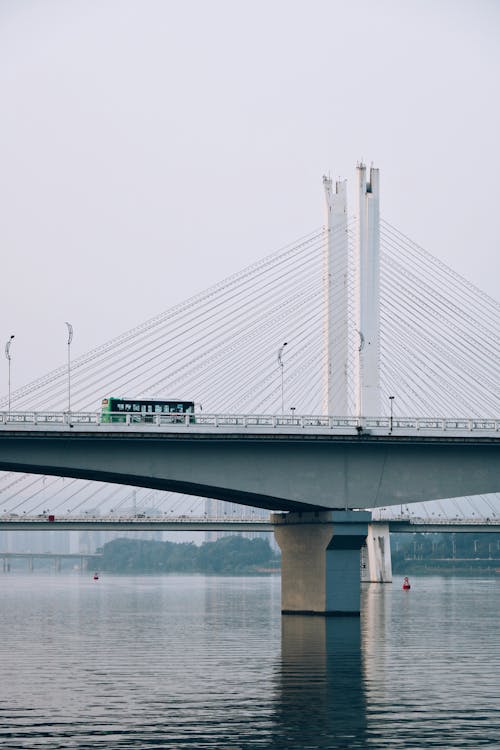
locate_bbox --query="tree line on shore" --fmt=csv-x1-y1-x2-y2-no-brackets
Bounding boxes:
97,532,500,575
392,532,500,570
99,535,280,574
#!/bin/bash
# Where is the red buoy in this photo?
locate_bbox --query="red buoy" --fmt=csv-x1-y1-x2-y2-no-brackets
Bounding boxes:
402,576,411,590
93,572,99,581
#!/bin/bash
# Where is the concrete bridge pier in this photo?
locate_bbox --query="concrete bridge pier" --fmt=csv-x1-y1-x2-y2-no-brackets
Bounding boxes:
272,511,371,615
361,523,392,583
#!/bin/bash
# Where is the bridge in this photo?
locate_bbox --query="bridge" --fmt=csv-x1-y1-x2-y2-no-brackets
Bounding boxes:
1,551,101,572
1,164,498,615
1,514,498,533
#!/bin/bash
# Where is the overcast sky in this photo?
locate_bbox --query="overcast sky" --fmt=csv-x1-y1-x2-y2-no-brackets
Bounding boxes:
1,0,499,393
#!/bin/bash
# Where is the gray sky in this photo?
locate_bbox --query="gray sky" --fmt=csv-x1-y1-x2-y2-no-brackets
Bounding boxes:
1,0,499,393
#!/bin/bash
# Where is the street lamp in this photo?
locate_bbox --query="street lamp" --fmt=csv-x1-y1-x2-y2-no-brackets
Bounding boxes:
4,335,15,414
389,395,394,433
277,342,288,414
65,322,73,413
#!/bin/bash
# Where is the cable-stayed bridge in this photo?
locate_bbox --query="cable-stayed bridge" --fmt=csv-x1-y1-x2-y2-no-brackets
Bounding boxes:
0,219,498,520
1,164,499,614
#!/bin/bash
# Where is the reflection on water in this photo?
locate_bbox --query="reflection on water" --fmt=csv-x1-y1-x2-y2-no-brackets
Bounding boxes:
0,573,498,748
361,577,500,748
274,616,366,748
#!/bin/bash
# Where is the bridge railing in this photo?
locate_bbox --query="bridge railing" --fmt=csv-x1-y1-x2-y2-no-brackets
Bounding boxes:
0,411,99,425
373,514,498,525
0,411,499,433
0,514,272,525
0,513,497,527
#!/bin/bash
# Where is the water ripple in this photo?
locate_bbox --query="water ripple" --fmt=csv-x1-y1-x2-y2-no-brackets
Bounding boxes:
0,574,498,748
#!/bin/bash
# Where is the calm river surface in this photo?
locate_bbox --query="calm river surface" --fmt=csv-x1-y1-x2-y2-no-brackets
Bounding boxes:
0,573,498,749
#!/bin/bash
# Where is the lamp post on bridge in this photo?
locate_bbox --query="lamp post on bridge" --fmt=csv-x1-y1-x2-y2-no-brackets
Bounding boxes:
4,335,15,415
65,322,73,414
277,342,288,414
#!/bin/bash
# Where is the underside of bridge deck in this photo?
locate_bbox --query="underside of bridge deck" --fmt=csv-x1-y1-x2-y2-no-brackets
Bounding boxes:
0,431,499,512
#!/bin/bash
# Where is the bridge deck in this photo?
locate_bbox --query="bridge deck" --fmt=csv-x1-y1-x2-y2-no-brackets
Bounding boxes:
1,413,499,512
0,516,498,533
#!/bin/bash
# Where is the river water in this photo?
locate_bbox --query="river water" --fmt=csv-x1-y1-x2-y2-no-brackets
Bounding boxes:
0,573,498,749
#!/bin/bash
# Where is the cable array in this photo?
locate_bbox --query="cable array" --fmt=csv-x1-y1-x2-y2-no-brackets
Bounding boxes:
379,220,499,418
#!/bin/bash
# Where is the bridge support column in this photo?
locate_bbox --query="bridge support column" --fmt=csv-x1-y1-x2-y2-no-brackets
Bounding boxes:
361,523,392,583
272,511,371,615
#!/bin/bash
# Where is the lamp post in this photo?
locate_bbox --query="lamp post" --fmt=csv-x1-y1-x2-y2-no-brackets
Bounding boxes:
277,342,288,414
65,322,73,413
389,395,394,433
4,335,14,415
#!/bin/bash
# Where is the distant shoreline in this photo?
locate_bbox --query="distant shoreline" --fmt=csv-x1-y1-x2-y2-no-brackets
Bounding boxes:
393,560,500,574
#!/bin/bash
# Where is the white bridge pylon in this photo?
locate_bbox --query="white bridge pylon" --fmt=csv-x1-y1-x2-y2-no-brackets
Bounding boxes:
322,171,388,605
323,164,381,419
322,175,348,415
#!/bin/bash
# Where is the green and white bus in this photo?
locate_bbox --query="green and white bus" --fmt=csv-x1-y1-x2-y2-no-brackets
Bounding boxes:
101,397,195,423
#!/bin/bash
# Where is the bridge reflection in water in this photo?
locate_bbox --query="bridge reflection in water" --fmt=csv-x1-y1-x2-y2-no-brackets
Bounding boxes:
274,616,366,748
271,576,500,748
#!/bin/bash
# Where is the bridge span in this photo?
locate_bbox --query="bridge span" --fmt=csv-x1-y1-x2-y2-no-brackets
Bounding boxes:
0,514,498,534
0,413,499,512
